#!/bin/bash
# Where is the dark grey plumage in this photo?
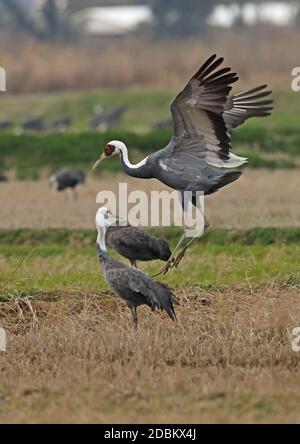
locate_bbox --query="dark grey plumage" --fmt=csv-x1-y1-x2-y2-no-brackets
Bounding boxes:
152,119,173,131
89,106,126,132
0,120,12,130
224,84,273,132
50,116,72,132
49,168,85,194
105,224,172,267
0,173,8,182
21,116,47,132
93,54,273,273
96,208,176,328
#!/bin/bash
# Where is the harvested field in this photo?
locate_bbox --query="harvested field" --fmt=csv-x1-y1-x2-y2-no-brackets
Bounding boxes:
0,170,299,229
0,285,299,424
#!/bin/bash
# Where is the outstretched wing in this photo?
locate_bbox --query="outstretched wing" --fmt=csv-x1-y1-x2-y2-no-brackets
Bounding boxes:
224,85,273,132
160,54,247,170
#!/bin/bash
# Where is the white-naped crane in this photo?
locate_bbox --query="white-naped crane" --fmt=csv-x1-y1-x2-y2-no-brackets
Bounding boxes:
49,168,85,199
106,219,172,268
93,54,273,274
96,207,176,329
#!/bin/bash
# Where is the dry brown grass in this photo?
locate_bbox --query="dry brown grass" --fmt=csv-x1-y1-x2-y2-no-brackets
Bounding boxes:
0,284,299,423
0,170,299,229
0,28,297,93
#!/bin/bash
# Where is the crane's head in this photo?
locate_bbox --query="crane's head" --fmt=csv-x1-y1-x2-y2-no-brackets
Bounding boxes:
95,207,115,231
92,140,126,170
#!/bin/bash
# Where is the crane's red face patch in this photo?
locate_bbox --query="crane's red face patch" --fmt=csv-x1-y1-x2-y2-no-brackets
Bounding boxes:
104,144,115,157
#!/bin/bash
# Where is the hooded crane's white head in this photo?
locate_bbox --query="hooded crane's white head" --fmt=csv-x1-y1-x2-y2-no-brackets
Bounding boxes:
95,207,115,230
92,140,126,170
95,207,116,252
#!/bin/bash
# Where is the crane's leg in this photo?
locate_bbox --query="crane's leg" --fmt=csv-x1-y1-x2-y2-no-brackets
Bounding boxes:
153,196,209,276
130,260,138,268
152,232,186,276
130,306,138,329
171,202,209,268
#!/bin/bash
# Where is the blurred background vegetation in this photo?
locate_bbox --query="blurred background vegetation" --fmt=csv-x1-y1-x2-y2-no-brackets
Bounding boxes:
0,1,299,177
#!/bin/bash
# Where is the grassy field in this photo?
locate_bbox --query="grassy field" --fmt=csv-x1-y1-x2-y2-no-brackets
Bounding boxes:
0,227,299,423
0,83,299,423
0,171,299,229
1,88,299,178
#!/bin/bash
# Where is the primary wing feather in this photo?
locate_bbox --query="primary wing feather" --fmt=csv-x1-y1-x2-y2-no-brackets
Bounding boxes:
158,54,247,170
224,84,273,132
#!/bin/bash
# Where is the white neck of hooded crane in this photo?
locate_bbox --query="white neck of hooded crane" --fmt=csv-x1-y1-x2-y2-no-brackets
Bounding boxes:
108,140,148,169
95,207,113,253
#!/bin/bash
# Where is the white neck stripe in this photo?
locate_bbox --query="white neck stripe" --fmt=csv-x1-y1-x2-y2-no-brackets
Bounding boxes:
119,145,148,169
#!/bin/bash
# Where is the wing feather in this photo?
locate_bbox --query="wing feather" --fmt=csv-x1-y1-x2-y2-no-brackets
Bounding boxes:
224,84,273,132
168,54,244,169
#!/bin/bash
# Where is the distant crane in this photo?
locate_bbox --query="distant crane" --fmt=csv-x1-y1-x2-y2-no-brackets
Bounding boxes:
50,116,72,132
151,118,172,131
106,220,172,268
0,120,12,130
89,105,126,132
93,54,273,274
96,207,176,328
49,168,85,199
21,116,47,132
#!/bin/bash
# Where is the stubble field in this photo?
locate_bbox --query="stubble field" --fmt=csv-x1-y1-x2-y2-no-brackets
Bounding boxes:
0,168,299,423
0,82,299,423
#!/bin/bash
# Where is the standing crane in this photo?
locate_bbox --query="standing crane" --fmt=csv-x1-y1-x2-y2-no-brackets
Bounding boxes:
93,54,273,274
49,168,85,199
96,207,176,328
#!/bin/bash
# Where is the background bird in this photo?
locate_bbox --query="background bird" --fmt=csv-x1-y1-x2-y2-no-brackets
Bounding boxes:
93,54,273,274
89,105,126,132
21,116,48,132
0,120,12,130
50,116,72,132
106,221,172,268
96,207,176,328
0,173,8,182
151,118,173,131
49,168,85,199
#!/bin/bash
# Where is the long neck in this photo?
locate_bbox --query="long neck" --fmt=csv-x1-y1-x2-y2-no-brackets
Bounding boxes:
118,146,152,179
97,227,107,253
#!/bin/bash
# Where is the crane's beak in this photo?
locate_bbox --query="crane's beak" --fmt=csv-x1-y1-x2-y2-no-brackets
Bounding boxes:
92,153,106,170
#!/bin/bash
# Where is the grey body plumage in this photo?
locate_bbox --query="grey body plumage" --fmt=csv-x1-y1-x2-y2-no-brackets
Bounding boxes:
93,54,273,273
90,106,126,132
49,168,85,197
105,224,172,267
96,208,176,328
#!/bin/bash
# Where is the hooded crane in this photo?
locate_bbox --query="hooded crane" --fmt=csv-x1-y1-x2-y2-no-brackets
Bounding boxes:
96,207,176,328
93,54,273,274
106,218,172,268
49,168,85,199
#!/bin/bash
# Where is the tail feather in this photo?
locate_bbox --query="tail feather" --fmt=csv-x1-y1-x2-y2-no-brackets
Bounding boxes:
207,170,241,195
153,282,177,321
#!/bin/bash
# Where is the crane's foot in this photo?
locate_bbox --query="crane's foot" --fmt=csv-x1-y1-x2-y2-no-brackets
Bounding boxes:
152,257,176,277
173,245,188,268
